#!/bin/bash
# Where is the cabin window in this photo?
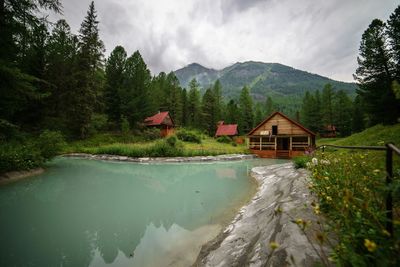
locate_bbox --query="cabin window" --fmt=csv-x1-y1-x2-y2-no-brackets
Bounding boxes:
272,125,278,135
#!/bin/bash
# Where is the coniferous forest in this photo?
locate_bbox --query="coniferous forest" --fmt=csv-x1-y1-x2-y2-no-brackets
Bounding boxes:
0,1,399,173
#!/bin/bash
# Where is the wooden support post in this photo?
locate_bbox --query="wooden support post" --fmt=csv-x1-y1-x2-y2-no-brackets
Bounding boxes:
386,145,393,237
259,137,262,150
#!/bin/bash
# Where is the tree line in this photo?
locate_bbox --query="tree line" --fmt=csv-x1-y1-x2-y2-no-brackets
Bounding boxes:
0,1,398,143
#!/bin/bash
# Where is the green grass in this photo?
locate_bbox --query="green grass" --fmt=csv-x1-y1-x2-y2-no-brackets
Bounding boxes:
63,133,248,157
318,124,400,147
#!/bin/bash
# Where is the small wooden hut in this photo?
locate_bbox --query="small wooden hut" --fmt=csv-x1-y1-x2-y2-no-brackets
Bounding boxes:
215,121,238,137
247,111,316,158
144,111,175,137
320,125,337,138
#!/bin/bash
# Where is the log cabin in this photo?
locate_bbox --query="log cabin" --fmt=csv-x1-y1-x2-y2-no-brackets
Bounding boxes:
247,111,316,158
144,111,175,137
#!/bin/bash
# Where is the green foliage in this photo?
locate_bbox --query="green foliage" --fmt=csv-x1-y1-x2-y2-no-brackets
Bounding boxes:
176,129,202,143
201,88,217,135
216,135,232,144
140,128,161,141
307,151,399,266
0,131,65,173
187,79,202,128
88,113,108,135
166,135,178,147
238,86,254,134
120,116,130,135
292,156,310,169
35,130,65,160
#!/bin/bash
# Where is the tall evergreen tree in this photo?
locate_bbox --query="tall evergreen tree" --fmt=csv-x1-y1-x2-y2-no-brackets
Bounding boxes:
387,5,400,79
225,99,240,124
181,88,189,126
73,1,105,138
212,80,223,121
120,51,151,127
201,88,217,135
165,72,183,126
45,19,78,132
238,86,254,134
321,83,334,127
187,79,201,128
355,19,398,125
104,46,127,127
333,90,353,136
254,103,263,126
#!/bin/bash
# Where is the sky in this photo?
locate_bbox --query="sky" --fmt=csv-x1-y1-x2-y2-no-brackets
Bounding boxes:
48,0,399,82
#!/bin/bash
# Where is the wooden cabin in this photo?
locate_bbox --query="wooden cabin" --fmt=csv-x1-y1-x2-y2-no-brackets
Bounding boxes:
144,111,175,137
215,121,238,137
320,124,337,138
247,111,316,158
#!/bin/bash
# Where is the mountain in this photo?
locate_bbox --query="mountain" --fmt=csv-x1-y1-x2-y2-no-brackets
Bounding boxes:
174,61,357,101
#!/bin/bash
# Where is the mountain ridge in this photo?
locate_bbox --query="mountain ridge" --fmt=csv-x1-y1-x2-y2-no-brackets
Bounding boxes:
174,61,357,101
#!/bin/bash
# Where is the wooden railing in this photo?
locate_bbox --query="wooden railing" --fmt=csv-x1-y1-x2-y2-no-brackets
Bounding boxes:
317,143,400,237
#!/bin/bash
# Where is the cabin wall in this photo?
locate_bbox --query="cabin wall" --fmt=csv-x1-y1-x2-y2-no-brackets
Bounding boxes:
252,114,308,136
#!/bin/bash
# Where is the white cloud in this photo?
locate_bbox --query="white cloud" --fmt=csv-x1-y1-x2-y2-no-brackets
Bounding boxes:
49,0,399,82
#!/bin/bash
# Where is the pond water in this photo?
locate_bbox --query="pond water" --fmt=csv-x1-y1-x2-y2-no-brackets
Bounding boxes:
0,157,286,267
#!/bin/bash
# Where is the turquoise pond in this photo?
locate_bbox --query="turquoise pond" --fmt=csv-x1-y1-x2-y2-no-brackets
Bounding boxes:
0,157,286,267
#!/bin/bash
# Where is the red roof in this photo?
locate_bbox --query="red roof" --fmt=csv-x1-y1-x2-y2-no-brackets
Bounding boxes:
215,124,238,136
144,112,172,126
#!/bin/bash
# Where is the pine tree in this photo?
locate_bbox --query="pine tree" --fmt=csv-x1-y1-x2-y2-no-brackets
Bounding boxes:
321,84,334,127
165,72,183,126
104,46,127,127
120,51,151,127
212,80,223,121
74,1,105,138
238,86,254,134
225,100,240,124
333,90,353,136
181,88,189,126
387,5,400,79
187,79,201,128
45,19,79,132
254,103,263,126
201,88,217,135
355,19,398,125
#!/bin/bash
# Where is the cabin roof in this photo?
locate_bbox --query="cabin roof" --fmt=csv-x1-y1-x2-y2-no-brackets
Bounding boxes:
144,111,174,126
215,124,238,136
247,111,316,136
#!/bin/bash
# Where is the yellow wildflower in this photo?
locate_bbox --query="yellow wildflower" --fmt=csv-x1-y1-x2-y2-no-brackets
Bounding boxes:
326,196,332,201
364,239,377,252
382,229,391,237
269,241,279,250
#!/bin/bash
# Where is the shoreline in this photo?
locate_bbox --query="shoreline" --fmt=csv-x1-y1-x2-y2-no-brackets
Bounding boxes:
0,168,45,186
62,153,257,163
194,163,331,267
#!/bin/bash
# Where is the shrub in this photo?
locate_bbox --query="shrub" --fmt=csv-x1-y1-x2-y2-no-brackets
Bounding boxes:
216,135,232,143
293,155,309,169
36,130,65,160
88,113,108,135
148,140,182,157
121,116,130,135
141,127,161,141
166,135,178,147
176,129,201,143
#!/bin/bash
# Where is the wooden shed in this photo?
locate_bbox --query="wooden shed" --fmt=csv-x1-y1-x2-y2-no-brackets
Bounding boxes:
144,111,175,137
215,121,238,137
247,111,316,158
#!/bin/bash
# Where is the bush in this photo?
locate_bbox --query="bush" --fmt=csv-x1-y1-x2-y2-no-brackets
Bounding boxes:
0,130,66,174
141,128,161,141
216,135,232,143
88,113,108,135
121,116,130,135
166,135,178,147
176,129,202,143
36,130,65,160
293,155,309,169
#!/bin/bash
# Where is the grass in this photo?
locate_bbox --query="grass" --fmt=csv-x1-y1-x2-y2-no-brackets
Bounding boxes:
63,133,248,157
298,124,400,266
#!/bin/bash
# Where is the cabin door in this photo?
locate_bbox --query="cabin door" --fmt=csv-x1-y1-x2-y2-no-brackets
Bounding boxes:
277,137,289,150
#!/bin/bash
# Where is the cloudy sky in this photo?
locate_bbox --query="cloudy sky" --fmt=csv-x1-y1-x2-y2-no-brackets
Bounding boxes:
49,0,399,82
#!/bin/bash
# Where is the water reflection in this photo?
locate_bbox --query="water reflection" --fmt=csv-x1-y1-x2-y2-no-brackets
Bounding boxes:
0,157,285,266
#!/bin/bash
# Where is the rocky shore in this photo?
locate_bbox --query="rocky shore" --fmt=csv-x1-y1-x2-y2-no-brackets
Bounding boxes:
62,153,257,163
0,168,44,186
194,163,331,267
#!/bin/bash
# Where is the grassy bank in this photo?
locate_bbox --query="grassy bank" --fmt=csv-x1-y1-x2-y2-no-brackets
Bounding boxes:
294,124,400,266
63,133,248,157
